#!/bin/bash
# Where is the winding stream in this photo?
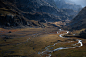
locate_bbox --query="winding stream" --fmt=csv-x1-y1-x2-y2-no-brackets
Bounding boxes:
38,29,83,57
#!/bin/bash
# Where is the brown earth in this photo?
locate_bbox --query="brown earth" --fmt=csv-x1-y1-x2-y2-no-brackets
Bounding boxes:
0,27,86,57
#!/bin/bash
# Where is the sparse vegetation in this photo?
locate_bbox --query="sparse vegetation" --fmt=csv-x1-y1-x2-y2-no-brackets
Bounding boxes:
0,0,86,57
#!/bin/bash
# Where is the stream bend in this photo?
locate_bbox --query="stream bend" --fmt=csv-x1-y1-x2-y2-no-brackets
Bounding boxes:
38,29,83,57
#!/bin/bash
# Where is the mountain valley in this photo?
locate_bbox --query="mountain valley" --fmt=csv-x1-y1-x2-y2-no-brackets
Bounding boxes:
0,0,86,57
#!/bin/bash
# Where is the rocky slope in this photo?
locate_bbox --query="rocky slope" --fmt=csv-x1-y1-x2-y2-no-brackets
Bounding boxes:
65,7,86,38
54,0,82,11
69,6,86,30
0,0,82,27
0,0,45,27
54,0,82,19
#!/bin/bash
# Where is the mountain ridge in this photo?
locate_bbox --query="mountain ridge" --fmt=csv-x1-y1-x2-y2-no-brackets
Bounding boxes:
0,0,82,27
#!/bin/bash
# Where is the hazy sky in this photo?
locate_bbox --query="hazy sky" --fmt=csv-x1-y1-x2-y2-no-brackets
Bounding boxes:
70,0,86,7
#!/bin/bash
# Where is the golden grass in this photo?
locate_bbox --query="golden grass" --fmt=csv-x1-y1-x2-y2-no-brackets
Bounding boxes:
51,44,86,57
0,28,86,57
0,27,58,57
51,37,86,57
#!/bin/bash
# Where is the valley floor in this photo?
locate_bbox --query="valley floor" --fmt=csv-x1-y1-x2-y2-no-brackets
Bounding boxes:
0,27,86,57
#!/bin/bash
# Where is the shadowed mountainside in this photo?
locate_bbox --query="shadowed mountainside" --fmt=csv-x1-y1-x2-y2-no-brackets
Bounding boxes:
0,0,82,27
64,7,86,39
54,0,82,11
68,6,86,30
